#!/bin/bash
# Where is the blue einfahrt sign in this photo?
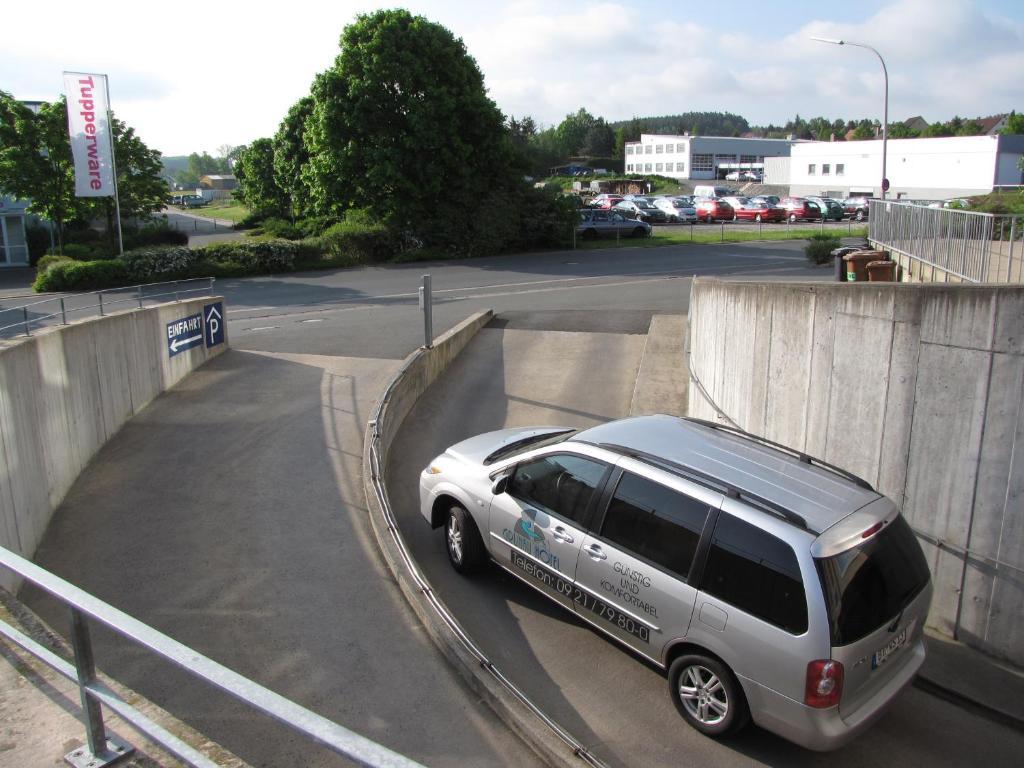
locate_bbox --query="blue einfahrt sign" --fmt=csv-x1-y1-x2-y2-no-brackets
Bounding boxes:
204,302,224,348
167,313,203,357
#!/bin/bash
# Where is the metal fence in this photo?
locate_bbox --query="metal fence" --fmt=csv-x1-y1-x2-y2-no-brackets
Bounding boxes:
0,546,422,768
0,277,215,340
868,200,1023,283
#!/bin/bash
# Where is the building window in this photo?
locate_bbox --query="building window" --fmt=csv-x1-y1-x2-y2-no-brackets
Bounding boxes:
808,164,817,175
740,154,757,163
836,164,845,176
644,163,652,172
645,145,653,154
656,163,664,172
678,162,685,174
626,164,633,172
823,164,831,175
677,143,686,152
691,154,713,172
626,146,634,155
656,144,664,154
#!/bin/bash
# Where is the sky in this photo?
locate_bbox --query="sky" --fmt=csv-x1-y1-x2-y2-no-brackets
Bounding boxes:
3,0,1023,157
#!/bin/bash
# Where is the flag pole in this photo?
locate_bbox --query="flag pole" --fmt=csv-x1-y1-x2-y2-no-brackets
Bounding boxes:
103,74,125,257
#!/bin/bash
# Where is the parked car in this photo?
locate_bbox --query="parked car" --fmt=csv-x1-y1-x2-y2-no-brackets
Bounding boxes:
725,171,761,182
420,415,932,751
590,194,625,210
748,195,780,207
841,196,872,221
720,196,750,211
181,194,206,209
693,185,734,200
808,197,845,222
695,198,735,223
732,201,787,223
653,197,699,223
614,199,669,224
577,209,652,239
779,197,823,223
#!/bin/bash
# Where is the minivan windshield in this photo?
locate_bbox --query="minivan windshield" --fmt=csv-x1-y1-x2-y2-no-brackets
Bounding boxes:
483,429,575,465
815,516,930,646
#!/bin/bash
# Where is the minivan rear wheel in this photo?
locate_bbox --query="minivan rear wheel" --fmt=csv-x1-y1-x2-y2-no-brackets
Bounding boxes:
446,504,486,575
668,654,749,738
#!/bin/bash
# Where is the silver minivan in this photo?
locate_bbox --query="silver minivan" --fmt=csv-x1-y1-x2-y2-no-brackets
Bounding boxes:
419,415,933,750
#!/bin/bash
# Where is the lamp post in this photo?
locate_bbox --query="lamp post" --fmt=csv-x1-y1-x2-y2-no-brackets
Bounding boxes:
811,37,889,200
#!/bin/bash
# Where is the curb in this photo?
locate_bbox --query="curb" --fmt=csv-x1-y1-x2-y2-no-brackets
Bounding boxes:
360,311,606,768
913,674,1024,734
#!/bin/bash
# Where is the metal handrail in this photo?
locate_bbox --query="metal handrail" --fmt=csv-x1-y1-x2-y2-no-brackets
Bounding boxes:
0,277,216,338
0,546,424,768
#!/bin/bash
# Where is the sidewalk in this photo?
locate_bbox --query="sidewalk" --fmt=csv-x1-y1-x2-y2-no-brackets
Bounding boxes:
0,267,36,299
916,628,1024,731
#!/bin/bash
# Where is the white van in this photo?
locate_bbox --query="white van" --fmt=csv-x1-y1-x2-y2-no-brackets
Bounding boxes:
693,185,732,199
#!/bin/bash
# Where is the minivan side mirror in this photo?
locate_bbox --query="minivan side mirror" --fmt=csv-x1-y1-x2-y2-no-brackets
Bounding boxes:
492,473,510,495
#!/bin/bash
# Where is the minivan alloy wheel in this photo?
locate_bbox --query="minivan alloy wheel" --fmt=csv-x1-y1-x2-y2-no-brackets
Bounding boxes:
446,514,463,564
678,665,729,725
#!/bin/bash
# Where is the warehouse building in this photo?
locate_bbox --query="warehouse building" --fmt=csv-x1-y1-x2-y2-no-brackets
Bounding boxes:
623,134,793,181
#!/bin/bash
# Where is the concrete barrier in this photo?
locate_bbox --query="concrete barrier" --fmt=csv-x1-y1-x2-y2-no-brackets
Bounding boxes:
0,297,227,586
362,310,603,768
687,278,1024,665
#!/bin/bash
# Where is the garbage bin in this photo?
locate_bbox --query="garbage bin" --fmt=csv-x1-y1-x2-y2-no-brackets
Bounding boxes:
843,251,877,282
866,260,897,282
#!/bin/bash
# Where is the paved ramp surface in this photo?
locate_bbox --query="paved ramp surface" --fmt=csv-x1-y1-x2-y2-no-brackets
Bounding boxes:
23,348,526,767
385,314,1024,768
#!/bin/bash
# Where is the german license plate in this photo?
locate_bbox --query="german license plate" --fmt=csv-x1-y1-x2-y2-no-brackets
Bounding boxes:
872,626,908,669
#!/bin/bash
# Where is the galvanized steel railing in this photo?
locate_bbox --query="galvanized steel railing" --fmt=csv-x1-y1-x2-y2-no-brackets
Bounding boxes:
868,200,1023,283
0,546,424,768
0,277,216,339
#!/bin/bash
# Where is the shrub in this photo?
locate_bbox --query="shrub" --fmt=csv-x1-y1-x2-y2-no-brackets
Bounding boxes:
51,242,114,261
36,254,74,272
196,239,298,273
320,222,397,263
259,217,304,240
122,222,189,249
33,259,128,292
805,233,841,265
122,246,200,282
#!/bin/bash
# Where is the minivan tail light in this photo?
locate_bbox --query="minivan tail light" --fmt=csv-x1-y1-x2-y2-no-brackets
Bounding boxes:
805,660,844,708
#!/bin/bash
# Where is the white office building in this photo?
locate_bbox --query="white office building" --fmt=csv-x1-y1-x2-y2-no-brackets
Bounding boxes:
623,134,793,181
789,134,1024,199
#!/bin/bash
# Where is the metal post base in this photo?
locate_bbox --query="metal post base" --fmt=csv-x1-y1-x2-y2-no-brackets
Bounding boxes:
65,737,135,768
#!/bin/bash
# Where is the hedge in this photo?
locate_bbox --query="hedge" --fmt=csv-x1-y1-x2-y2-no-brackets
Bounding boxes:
33,259,129,292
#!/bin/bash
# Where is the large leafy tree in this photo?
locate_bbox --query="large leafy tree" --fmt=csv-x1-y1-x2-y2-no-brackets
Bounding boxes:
234,137,287,216
0,92,85,250
304,9,520,251
273,96,315,219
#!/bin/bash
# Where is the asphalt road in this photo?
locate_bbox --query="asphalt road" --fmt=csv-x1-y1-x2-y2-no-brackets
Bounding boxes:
27,237,1009,767
384,316,1024,768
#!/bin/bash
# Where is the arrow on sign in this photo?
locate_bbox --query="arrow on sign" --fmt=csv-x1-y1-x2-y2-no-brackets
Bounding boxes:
170,334,202,353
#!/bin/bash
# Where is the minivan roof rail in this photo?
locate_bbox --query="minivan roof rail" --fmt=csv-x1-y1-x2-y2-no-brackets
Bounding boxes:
683,418,875,491
594,442,810,532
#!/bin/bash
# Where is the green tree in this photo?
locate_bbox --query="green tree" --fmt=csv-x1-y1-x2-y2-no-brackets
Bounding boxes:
235,138,287,216
581,120,614,157
273,96,314,219
922,122,953,138
852,120,876,140
0,93,86,251
555,108,598,156
957,120,984,136
887,122,918,138
304,9,529,253
1000,111,1024,135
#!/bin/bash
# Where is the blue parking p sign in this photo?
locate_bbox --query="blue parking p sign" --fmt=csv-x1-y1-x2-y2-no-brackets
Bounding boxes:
167,313,203,357
204,302,224,348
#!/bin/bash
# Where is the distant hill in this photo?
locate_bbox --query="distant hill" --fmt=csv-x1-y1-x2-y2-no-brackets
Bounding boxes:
608,112,751,137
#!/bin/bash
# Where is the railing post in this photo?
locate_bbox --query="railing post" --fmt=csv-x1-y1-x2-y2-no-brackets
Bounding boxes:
98,292,104,316
1009,217,1017,283
22,307,30,337
137,284,144,309
420,274,433,349
70,609,107,755
61,297,68,325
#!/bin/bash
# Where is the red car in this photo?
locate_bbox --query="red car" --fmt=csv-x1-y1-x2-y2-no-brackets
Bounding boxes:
590,194,624,210
732,202,786,223
779,197,823,223
695,198,734,222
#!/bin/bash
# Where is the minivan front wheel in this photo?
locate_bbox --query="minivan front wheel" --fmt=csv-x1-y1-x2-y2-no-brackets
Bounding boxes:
446,504,486,575
668,654,749,737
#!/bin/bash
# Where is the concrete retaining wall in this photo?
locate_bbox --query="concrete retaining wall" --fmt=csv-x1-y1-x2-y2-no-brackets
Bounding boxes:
687,279,1024,665
0,298,227,584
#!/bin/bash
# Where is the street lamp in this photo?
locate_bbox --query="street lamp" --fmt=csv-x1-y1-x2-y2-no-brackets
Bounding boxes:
811,36,889,200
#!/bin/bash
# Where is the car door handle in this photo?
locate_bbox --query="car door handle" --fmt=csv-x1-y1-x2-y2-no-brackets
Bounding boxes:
585,543,607,560
552,527,574,544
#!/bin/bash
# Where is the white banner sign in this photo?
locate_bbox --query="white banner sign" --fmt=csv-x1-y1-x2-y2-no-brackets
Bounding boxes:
63,72,115,197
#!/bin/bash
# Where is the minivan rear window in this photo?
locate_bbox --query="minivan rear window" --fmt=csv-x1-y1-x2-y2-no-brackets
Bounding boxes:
815,516,930,646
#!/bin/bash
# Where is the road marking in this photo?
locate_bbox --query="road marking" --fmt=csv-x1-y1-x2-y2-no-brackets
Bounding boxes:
246,326,280,332
299,318,324,323
228,306,276,314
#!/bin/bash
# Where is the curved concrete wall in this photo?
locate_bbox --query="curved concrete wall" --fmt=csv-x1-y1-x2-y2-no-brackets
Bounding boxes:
687,278,1024,665
0,297,227,583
